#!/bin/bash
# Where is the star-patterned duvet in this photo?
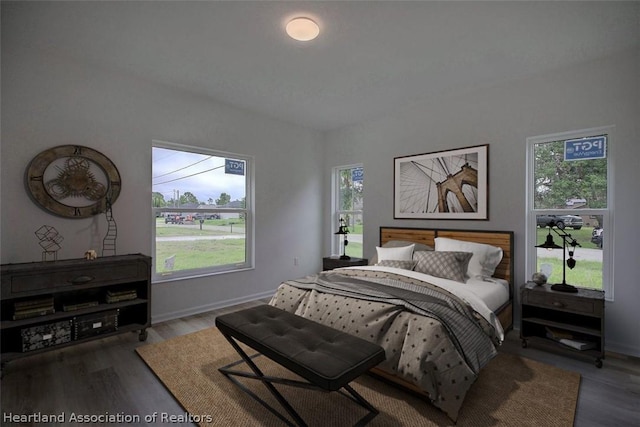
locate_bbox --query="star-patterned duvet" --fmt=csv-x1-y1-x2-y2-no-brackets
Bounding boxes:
269,267,503,420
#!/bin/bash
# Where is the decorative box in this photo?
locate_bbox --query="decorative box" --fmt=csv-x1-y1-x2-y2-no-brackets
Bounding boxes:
21,320,73,352
74,309,119,340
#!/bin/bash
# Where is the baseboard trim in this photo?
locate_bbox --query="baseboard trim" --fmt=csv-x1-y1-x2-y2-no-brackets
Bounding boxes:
604,340,640,359
151,289,275,324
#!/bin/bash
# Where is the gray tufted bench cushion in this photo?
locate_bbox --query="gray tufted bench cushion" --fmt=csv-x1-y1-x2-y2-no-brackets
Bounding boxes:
215,304,386,426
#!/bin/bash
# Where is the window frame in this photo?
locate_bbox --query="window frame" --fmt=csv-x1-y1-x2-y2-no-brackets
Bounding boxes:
525,126,614,299
151,140,254,283
331,163,364,258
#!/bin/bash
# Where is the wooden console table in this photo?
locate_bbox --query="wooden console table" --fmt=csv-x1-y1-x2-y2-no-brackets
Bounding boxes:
1,254,151,374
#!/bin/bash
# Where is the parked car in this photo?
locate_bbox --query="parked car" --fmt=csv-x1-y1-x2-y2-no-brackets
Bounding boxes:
591,227,603,248
195,213,221,220
536,214,583,230
165,215,184,224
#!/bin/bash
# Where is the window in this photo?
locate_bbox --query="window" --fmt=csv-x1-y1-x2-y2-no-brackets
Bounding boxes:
332,165,364,258
152,141,253,282
526,126,613,297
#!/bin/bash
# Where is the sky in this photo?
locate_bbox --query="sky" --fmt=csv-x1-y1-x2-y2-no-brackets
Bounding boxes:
152,147,246,205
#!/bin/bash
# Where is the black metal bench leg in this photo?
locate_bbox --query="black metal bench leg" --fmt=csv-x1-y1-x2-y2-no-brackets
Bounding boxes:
343,384,379,426
219,333,308,427
218,330,380,426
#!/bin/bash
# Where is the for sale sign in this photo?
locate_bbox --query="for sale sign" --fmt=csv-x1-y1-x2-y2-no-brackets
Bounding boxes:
564,136,607,161
225,159,245,175
352,167,363,182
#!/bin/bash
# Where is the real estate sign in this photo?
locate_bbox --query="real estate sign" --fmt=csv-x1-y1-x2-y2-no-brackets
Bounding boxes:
225,159,245,175
564,136,607,161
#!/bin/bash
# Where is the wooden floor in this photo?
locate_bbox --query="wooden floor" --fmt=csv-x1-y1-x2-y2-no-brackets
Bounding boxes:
2,300,639,426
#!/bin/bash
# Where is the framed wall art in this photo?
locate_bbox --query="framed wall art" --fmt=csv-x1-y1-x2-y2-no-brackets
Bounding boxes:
394,144,488,220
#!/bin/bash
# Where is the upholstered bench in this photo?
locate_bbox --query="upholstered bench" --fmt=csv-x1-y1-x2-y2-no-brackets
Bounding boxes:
215,304,386,427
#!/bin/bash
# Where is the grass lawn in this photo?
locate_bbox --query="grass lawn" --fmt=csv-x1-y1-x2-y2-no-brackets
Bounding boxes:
536,257,602,289
345,241,363,258
155,218,248,273
156,239,245,273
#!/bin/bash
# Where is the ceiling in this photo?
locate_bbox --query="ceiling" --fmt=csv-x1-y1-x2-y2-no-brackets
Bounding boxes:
3,1,639,131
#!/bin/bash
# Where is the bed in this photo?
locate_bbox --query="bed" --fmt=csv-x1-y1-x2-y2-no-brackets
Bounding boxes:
269,226,514,420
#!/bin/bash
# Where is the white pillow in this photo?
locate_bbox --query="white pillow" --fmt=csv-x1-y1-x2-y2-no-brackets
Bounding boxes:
369,240,432,264
434,237,503,279
375,244,415,262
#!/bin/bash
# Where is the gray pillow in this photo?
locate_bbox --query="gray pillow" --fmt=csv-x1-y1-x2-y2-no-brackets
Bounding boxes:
370,240,434,265
376,259,417,270
413,251,473,283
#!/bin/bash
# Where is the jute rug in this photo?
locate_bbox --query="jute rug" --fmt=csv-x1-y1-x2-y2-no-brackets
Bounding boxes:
136,327,580,426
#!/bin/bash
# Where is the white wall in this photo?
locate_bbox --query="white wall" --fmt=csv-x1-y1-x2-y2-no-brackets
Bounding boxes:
324,48,640,357
1,47,325,322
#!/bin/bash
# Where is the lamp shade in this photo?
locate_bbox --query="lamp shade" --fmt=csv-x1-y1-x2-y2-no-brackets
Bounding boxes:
334,218,349,235
536,233,563,249
334,227,348,235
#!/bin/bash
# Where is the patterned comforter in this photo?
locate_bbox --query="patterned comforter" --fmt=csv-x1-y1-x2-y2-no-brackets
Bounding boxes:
268,267,503,420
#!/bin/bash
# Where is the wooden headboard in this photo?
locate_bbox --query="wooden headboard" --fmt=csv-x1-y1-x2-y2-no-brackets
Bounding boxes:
379,226,515,298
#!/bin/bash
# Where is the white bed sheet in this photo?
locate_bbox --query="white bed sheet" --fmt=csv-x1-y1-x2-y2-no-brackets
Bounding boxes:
463,277,510,312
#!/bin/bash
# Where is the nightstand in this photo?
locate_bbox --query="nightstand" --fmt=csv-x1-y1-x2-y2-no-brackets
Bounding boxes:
322,256,368,271
521,283,605,368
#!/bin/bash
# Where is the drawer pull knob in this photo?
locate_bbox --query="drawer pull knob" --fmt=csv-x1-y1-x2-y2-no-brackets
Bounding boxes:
70,275,94,285
552,301,565,308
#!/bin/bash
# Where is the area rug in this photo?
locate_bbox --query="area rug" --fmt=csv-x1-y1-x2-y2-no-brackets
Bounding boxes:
136,327,580,426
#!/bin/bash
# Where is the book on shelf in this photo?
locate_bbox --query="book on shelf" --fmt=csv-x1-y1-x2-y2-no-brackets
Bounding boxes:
545,326,574,341
14,296,54,311
13,296,55,320
13,307,55,320
63,300,100,312
106,289,137,297
106,289,138,304
545,326,596,351
558,338,597,351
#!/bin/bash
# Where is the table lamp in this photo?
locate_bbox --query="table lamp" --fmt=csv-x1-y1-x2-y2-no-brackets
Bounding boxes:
535,221,580,293
334,218,350,260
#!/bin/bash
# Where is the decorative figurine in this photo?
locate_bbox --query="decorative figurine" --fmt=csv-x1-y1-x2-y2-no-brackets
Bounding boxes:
35,225,63,261
531,272,547,285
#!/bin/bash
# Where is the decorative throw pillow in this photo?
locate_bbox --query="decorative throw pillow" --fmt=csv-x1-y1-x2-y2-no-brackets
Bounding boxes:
376,259,417,270
413,251,473,283
369,241,431,264
375,244,415,262
434,237,503,279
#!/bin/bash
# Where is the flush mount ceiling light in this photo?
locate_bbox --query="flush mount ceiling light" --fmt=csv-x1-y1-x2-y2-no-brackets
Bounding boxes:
286,17,319,41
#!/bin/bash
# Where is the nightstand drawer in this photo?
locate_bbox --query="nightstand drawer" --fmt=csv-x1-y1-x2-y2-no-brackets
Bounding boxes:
523,291,602,316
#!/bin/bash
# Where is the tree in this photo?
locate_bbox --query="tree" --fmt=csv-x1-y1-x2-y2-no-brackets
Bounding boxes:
207,197,214,205
215,192,231,206
534,140,607,209
339,169,363,211
152,192,167,207
179,191,199,205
